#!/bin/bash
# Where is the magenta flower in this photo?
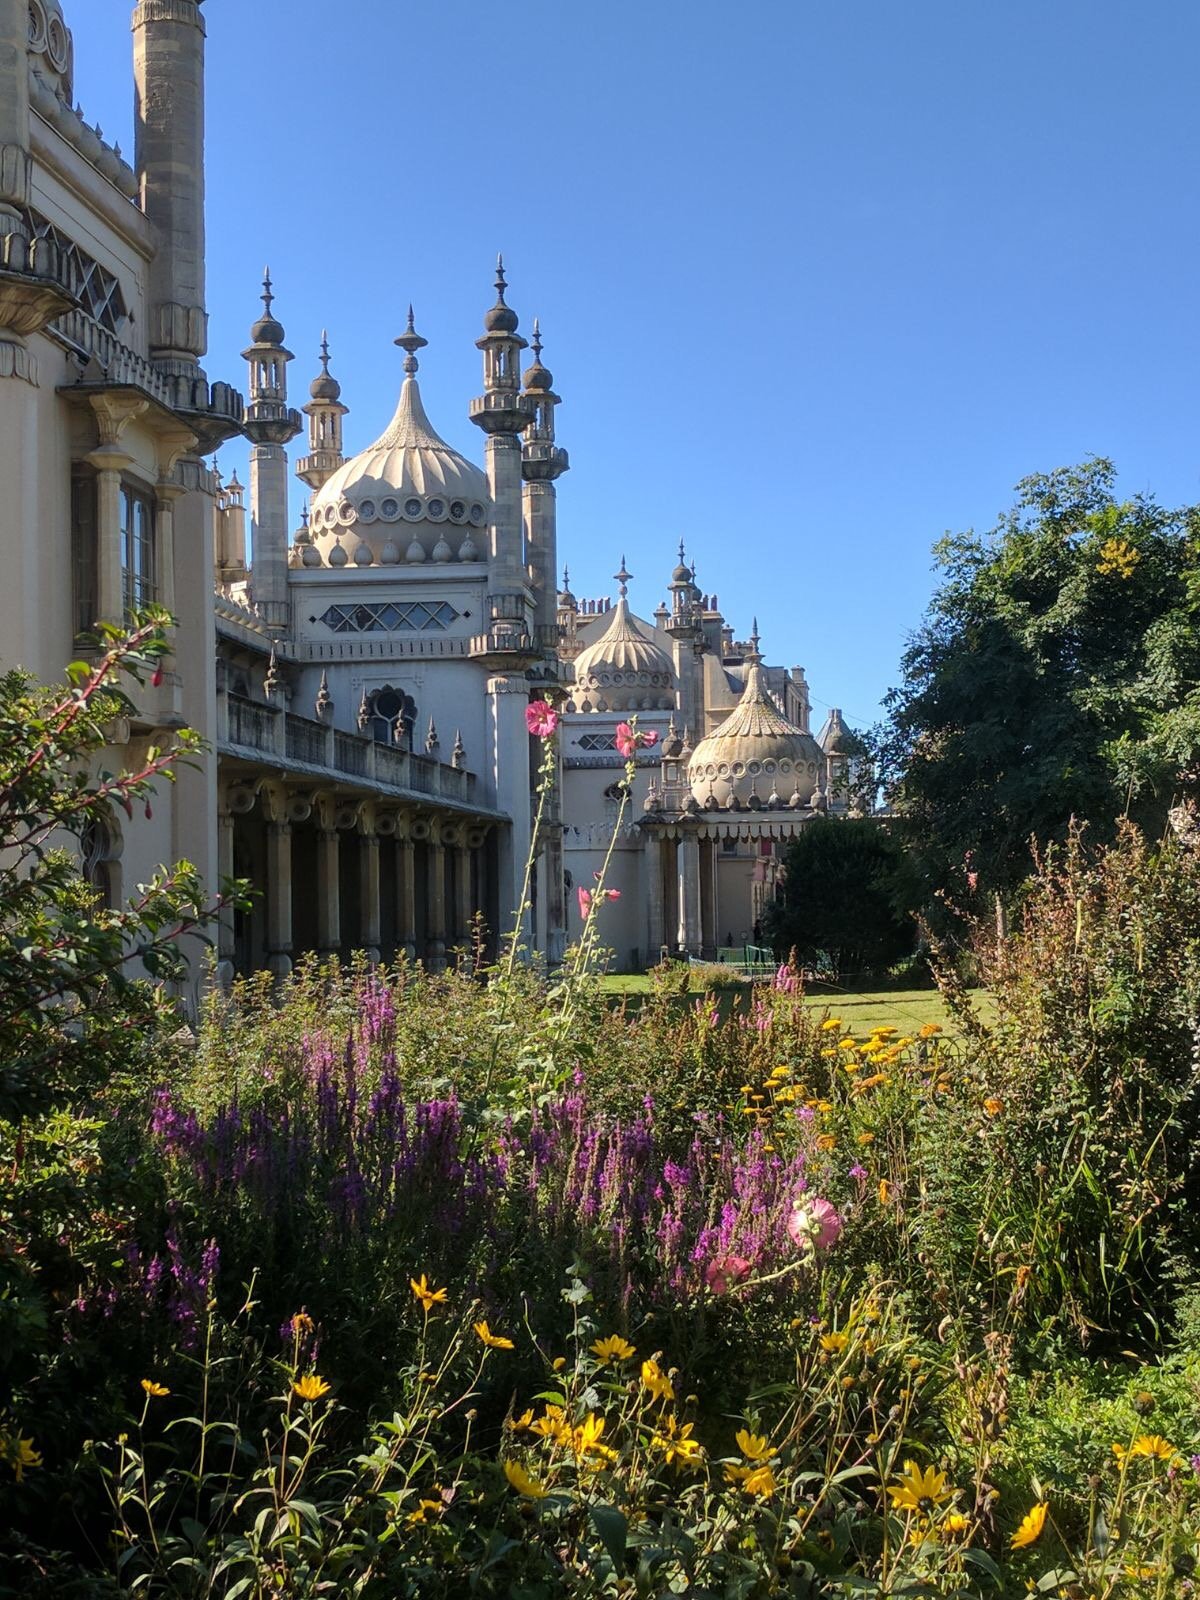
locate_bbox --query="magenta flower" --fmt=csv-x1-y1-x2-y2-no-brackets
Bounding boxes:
577,886,592,918
705,1254,751,1295
615,721,660,759
525,700,559,738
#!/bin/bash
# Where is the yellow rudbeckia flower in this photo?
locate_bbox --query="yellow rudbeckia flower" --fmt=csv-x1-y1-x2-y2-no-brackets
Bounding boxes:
1010,1502,1048,1549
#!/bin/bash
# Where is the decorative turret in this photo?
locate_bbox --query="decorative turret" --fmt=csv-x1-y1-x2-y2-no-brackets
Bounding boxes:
521,317,569,654
297,330,348,491
667,540,702,628
242,271,302,631
215,466,247,583
666,541,704,732
469,256,537,665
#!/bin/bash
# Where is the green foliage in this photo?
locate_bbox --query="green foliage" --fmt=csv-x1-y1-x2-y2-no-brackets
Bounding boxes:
876,458,1200,910
763,817,917,981
0,613,244,1122
3,636,1200,1595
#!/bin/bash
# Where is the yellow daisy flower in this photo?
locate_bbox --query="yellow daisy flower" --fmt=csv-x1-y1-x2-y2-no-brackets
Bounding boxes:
503,1459,547,1499
292,1374,331,1402
591,1334,636,1364
474,1321,515,1350
1010,1502,1048,1549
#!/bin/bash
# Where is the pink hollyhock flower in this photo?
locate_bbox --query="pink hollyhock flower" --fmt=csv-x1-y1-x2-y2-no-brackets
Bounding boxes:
614,721,660,759
525,700,559,738
705,1254,751,1295
577,886,592,918
787,1196,843,1253
604,889,620,901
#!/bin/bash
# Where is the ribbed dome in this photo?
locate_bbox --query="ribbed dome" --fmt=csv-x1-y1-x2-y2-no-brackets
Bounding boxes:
308,375,490,566
570,599,676,712
689,660,824,807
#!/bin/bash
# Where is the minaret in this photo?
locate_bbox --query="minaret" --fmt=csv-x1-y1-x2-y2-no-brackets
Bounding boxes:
296,331,348,492
521,319,569,653
242,271,301,631
666,541,705,736
469,256,536,657
132,0,207,378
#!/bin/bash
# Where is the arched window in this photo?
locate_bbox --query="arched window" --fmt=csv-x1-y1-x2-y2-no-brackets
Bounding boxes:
80,813,119,909
366,685,417,749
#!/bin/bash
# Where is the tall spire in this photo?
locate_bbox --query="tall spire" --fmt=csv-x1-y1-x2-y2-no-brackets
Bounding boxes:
394,304,428,375
614,555,632,600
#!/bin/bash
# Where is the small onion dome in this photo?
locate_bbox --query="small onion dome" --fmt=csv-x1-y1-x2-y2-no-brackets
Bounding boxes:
484,254,520,333
571,596,676,713
310,332,341,400
250,269,285,345
688,657,824,808
671,539,693,584
522,317,553,391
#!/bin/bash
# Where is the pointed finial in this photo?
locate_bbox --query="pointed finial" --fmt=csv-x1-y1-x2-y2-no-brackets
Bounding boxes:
425,715,439,755
357,688,370,731
495,252,507,298
531,317,542,359
315,669,332,720
562,564,570,589
394,304,428,376
451,728,466,770
614,555,632,600
679,538,686,563
301,502,309,526
319,329,331,373
261,266,273,313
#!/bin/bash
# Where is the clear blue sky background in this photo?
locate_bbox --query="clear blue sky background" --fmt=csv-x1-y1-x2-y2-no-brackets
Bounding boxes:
70,1,1200,731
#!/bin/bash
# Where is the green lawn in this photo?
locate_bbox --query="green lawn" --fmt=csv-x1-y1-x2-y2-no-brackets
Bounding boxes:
596,973,988,1035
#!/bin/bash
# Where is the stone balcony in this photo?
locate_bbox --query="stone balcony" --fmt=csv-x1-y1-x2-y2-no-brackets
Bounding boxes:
218,691,494,817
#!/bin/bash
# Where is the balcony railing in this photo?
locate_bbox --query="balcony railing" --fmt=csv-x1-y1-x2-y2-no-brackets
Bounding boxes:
220,694,479,808
227,694,277,752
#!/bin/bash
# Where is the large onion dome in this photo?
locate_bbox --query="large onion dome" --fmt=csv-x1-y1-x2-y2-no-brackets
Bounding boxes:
570,597,675,712
689,630,824,808
307,316,490,567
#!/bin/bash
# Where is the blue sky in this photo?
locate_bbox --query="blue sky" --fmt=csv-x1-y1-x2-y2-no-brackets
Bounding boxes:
70,1,1200,730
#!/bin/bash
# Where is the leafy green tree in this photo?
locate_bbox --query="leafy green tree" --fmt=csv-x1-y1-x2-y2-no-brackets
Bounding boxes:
875,459,1200,909
763,817,915,980
0,613,241,1121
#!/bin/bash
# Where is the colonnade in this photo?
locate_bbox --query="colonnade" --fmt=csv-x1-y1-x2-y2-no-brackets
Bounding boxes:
643,829,721,960
218,778,494,979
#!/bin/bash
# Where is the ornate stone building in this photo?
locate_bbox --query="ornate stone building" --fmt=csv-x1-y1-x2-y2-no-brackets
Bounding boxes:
0,0,860,990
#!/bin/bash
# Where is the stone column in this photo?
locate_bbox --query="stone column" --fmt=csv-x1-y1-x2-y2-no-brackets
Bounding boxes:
455,838,474,950
426,831,447,973
487,674,532,950
359,812,381,965
0,0,31,245
645,832,665,965
699,836,715,959
260,784,294,980
86,448,134,624
395,828,417,961
215,789,235,978
315,797,340,958
155,480,182,616
679,831,702,956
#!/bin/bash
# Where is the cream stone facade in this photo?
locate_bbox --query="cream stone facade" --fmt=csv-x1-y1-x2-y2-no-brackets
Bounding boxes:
0,0,862,987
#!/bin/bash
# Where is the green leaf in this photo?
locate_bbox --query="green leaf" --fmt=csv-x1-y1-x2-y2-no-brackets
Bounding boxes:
589,1503,628,1570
